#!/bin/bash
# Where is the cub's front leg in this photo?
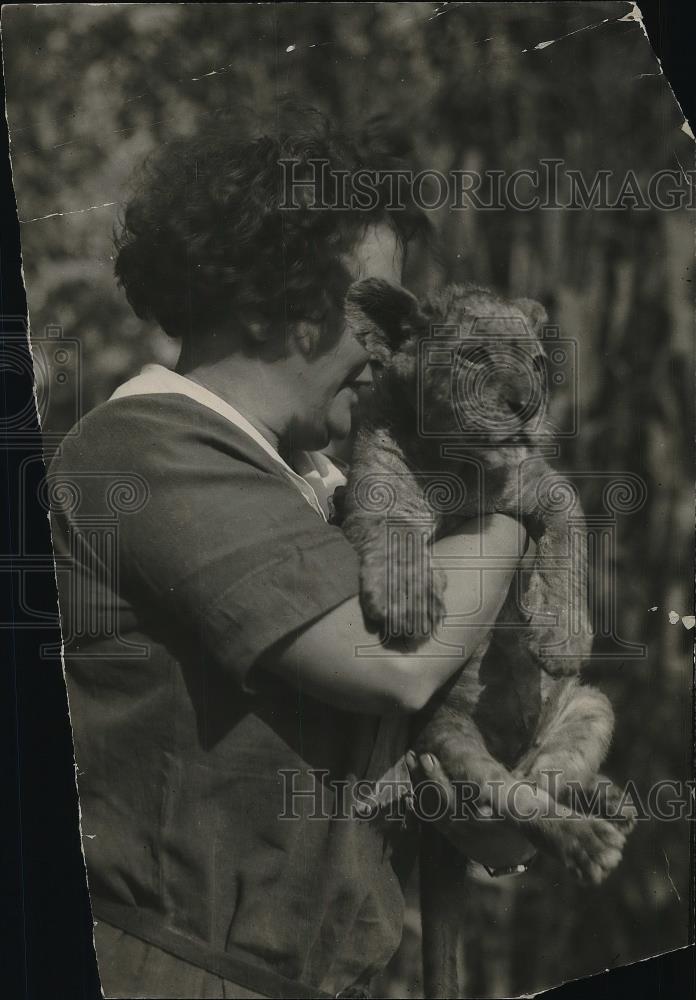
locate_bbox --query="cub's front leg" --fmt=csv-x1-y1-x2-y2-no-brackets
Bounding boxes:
343,424,446,640
513,467,592,676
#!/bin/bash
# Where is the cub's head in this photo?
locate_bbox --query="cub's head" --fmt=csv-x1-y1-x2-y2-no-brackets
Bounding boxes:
345,278,549,442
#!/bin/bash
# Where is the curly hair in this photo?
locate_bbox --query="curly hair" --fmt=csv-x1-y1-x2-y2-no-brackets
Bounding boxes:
114,105,429,348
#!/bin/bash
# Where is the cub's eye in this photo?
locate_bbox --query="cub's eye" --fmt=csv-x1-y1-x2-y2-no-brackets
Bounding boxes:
456,345,491,370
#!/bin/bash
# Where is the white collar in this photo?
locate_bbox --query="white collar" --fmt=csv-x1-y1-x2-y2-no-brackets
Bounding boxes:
109,364,345,521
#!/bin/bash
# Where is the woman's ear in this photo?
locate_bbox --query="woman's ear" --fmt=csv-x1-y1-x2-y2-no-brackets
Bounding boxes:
291,319,322,357
240,312,275,346
345,278,428,362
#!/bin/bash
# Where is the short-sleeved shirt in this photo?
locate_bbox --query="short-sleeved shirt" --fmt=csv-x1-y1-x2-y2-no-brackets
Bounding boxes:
49,383,413,998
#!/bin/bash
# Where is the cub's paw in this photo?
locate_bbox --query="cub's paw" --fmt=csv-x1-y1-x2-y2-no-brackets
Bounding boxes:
588,776,639,835
359,560,390,629
543,813,626,886
392,563,446,642
360,559,446,642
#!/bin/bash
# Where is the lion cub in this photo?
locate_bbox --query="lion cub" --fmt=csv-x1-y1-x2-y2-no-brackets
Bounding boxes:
341,277,632,884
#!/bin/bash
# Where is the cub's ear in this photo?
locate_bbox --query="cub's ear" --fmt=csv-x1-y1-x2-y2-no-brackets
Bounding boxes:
512,297,548,336
345,278,428,360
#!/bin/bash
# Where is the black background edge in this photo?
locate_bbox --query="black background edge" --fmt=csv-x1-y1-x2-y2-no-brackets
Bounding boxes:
0,3,693,999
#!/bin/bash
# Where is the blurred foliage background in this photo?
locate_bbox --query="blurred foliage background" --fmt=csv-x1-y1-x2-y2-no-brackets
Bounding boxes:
2,3,694,997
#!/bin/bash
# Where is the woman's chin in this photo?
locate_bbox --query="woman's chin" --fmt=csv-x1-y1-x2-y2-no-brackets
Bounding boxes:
327,387,358,441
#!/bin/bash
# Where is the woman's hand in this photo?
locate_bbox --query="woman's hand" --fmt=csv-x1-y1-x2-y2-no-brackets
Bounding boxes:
405,749,537,872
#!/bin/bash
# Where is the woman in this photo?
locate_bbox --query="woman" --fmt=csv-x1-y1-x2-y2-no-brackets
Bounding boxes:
50,108,534,999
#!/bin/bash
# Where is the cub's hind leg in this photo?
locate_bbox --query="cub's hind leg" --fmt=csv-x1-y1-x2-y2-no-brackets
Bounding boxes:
513,678,634,831
416,704,624,885
513,675,614,796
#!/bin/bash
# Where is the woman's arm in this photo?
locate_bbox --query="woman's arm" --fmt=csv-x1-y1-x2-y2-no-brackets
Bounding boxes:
258,514,526,714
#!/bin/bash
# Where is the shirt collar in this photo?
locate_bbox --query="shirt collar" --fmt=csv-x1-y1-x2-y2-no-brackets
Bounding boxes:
109,364,345,520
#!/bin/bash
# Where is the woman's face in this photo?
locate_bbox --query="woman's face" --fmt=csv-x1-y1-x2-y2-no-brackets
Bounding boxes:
289,222,404,450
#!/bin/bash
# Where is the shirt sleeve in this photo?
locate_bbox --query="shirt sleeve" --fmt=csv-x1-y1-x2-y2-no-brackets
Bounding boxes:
53,394,361,691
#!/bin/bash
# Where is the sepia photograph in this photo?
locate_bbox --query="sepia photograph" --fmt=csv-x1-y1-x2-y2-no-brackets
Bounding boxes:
1,3,694,998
